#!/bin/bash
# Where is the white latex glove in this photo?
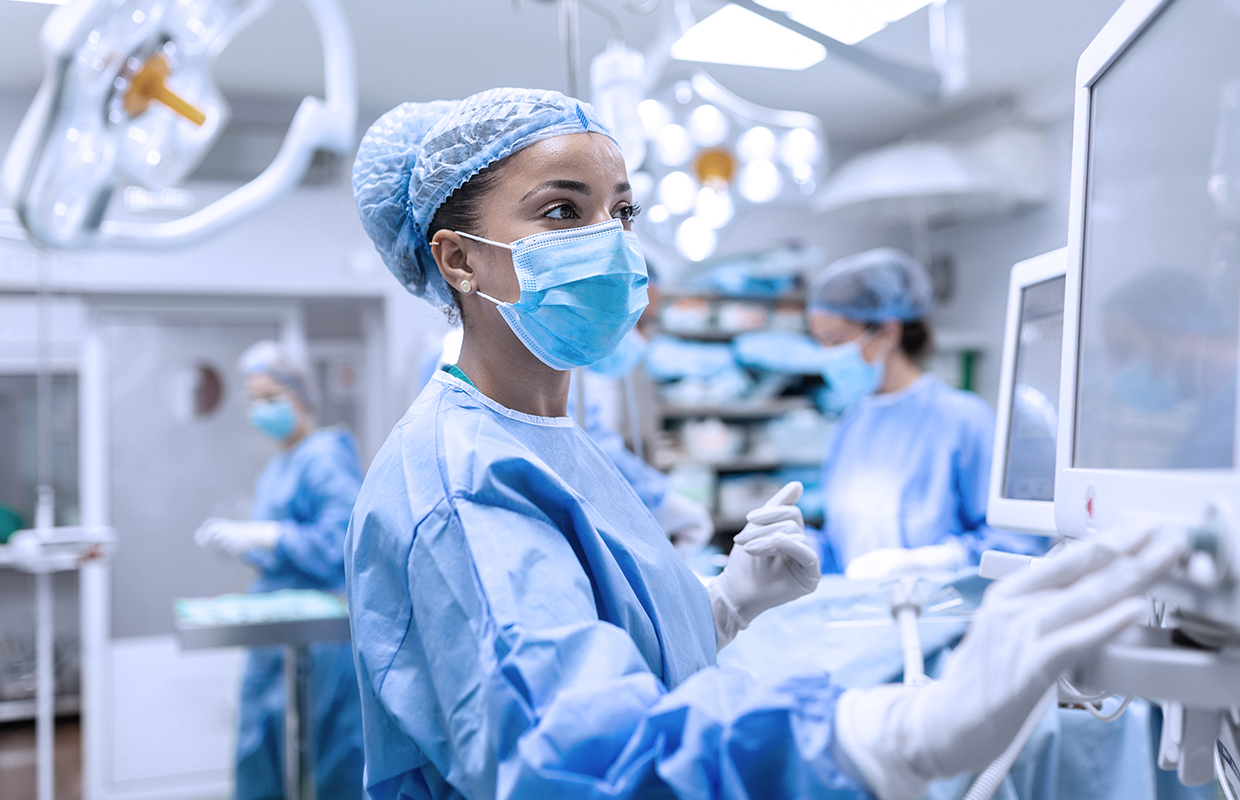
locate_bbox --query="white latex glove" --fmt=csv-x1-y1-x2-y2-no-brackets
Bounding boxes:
845,541,967,582
654,492,715,559
707,482,821,649
194,518,282,559
834,523,1185,800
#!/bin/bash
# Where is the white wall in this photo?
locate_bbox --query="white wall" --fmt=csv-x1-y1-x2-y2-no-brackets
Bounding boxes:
928,116,1075,406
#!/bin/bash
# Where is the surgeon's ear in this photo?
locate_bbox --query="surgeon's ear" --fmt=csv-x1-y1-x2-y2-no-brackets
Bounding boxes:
430,231,476,291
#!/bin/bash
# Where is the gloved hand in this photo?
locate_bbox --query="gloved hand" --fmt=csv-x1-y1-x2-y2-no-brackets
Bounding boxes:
194,518,282,559
834,523,1184,800
707,482,821,649
654,492,715,559
845,541,967,582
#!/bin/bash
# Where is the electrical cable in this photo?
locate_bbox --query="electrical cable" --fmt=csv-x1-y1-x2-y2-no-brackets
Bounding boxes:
962,684,1057,800
1218,742,1239,800
1085,695,1134,723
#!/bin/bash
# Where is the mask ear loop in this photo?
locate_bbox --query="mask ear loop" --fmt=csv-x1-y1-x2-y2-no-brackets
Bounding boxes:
449,230,516,307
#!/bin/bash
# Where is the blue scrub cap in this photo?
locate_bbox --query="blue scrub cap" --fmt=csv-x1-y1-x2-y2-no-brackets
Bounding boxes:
352,88,616,308
808,247,934,323
239,340,313,408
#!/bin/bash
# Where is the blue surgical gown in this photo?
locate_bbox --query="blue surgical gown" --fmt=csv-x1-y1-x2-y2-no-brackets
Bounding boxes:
238,427,366,800
820,375,1044,571
345,371,870,800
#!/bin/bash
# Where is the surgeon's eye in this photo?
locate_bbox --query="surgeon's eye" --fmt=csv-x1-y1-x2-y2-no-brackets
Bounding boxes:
544,202,580,220
615,204,642,222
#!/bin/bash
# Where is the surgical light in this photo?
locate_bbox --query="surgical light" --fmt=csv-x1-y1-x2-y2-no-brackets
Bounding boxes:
737,126,777,163
687,104,729,147
638,99,671,139
3,0,357,249
647,204,670,224
695,185,735,229
670,4,827,71
676,216,718,262
739,159,783,203
779,127,821,167
656,123,694,166
658,171,698,215
629,170,654,204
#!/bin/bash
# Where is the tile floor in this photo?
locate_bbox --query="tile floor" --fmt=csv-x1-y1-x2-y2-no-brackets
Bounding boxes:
0,718,80,800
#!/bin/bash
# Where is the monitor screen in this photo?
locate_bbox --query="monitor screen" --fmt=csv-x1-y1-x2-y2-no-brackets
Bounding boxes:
1075,0,1240,470
1004,275,1066,501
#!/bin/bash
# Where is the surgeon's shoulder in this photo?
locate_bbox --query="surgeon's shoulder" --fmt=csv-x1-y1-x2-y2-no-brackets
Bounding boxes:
925,375,996,435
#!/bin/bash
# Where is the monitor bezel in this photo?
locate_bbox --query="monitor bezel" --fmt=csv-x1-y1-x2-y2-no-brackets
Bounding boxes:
1055,0,1240,539
988,248,1066,536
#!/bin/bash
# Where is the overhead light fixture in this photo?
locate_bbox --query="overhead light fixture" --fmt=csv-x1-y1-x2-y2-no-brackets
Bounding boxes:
670,5,826,71
755,0,934,46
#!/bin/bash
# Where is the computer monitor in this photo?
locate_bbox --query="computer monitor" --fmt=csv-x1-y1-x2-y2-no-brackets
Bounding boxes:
1057,0,1240,626
987,249,1066,536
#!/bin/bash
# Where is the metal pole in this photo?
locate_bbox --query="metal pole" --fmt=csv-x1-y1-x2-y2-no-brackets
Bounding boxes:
34,249,55,800
558,0,581,98
623,373,645,461
297,647,316,800
36,570,54,800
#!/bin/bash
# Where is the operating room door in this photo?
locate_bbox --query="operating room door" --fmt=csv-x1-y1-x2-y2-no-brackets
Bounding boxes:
87,302,300,799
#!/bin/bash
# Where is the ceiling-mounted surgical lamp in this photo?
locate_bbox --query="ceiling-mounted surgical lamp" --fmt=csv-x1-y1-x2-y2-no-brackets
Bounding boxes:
2,0,357,249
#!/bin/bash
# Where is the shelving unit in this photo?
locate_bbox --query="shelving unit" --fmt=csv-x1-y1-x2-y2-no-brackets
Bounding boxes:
648,292,989,544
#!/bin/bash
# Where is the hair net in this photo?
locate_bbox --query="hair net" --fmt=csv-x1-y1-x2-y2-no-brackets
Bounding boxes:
352,88,616,308
808,247,935,323
239,340,313,408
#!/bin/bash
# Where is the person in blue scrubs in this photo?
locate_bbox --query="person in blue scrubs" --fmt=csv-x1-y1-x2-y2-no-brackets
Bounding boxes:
807,249,1045,579
344,87,1181,800
195,340,365,800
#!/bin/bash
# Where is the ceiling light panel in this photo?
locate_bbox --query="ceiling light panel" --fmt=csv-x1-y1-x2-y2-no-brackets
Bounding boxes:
670,5,826,71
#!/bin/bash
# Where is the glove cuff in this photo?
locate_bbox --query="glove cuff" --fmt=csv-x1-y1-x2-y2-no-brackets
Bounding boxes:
834,686,936,800
706,576,748,650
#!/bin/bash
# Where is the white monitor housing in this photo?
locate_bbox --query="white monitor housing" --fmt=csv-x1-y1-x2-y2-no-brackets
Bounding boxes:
987,248,1067,537
1057,0,1240,635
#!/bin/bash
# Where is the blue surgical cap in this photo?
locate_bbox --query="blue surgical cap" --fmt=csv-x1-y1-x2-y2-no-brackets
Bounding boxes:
808,247,934,323
239,340,313,408
352,88,616,308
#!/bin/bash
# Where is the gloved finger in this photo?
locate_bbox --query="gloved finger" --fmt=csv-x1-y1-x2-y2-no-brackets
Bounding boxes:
1031,537,1182,633
733,519,802,545
1003,523,1165,597
762,481,803,509
740,532,820,568
745,504,804,527
1037,596,1149,678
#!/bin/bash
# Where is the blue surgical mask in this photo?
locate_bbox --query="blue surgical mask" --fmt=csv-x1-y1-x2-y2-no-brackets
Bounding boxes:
249,396,298,441
589,329,648,377
1113,359,1178,414
457,219,649,370
818,334,885,414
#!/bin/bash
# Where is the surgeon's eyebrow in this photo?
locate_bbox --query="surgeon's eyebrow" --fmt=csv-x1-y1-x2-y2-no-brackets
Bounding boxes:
615,181,631,195
521,179,591,201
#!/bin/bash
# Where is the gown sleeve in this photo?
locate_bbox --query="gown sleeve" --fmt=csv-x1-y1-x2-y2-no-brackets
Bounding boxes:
948,405,1046,563
253,435,363,584
349,492,871,800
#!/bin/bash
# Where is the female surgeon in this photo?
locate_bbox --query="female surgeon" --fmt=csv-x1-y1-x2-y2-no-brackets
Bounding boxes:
195,341,365,800
808,250,1045,580
345,88,1181,800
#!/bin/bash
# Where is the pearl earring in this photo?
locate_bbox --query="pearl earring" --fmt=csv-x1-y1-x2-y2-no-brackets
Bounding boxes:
460,280,472,293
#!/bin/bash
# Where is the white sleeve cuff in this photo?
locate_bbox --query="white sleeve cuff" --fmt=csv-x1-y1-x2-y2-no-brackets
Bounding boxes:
834,687,934,800
706,576,748,651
